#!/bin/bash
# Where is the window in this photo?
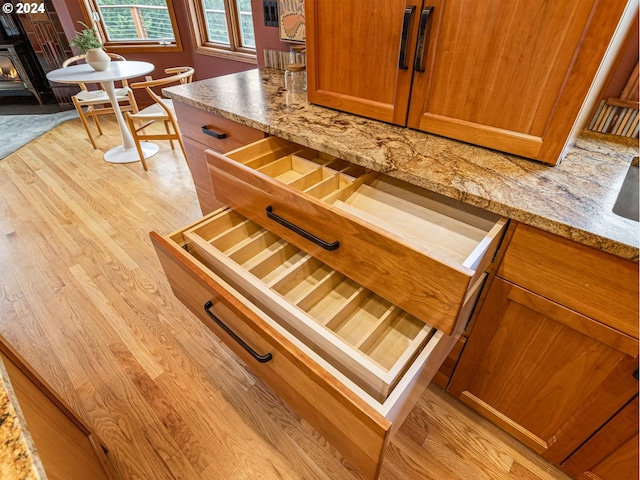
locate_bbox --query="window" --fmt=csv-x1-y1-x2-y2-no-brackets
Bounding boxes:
187,0,256,63
80,0,182,51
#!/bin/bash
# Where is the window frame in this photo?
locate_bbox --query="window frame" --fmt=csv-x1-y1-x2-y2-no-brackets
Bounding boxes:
79,0,183,53
186,0,257,64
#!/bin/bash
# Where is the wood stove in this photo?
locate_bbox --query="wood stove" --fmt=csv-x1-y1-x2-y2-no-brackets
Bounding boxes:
0,7,66,109
0,42,44,103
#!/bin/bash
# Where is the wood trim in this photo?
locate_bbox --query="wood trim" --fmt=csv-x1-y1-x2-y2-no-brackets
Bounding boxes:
620,61,639,101
184,0,257,60
507,284,638,357
459,391,548,454
88,434,118,480
307,90,399,125
606,97,639,109
0,344,116,480
415,113,544,159
78,0,182,52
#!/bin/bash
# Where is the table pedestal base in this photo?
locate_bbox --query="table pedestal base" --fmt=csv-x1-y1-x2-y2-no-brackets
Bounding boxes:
104,142,159,164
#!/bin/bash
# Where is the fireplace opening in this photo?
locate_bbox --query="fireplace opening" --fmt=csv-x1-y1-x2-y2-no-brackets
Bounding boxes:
0,5,73,113
0,55,19,81
0,44,45,103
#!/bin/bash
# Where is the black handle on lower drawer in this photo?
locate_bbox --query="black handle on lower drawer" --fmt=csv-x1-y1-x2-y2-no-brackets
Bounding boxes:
203,301,272,363
265,205,340,251
201,125,227,139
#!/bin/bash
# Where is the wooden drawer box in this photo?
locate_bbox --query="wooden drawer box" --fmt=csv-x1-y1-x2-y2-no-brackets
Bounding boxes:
498,223,639,338
150,210,467,480
207,137,507,335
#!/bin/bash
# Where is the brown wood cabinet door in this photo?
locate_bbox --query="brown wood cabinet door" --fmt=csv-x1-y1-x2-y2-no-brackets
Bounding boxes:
305,0,422,125
406,0,632,163
562,395,638,480
448,278,638,461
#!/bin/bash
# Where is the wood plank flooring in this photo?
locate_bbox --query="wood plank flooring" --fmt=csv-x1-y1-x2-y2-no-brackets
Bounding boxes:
0,117,572,480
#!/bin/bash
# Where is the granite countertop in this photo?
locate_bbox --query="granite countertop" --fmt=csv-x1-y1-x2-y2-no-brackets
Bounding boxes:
165,68,639,261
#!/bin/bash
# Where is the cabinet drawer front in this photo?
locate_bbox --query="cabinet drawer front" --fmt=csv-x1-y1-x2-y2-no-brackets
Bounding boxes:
207,137,507,335
498,223,639,338
151,231,390,480
174,101,265,153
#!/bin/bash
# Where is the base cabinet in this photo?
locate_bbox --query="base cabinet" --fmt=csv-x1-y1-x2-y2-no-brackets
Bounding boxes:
0,337,114,480
152,135,506,479
448,223,639,477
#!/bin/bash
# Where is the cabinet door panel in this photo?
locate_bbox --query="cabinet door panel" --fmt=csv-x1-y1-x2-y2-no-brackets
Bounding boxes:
407,0,632,163
306,0,421,125
562,395,638,480
448,278,638,457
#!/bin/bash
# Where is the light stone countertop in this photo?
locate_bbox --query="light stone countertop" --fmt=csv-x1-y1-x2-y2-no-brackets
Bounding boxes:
165,68,639,261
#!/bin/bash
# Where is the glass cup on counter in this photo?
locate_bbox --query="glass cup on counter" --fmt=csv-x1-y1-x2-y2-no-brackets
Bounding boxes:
284,63,307,94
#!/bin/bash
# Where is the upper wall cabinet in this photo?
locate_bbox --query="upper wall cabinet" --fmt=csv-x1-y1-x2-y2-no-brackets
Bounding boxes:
305,0,637,164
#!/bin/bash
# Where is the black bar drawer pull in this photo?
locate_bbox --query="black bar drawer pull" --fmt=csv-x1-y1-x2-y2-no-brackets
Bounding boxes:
201,125,227,139
203,301,272,363
265,205,340,251
398,6,416,70
414,6,434,73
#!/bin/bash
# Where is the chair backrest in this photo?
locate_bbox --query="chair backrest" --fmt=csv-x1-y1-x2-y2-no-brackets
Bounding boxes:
129,67,195,119
62,53,128,90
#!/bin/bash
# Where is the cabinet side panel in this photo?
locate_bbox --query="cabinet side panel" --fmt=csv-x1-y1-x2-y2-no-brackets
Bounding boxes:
1,352,111,480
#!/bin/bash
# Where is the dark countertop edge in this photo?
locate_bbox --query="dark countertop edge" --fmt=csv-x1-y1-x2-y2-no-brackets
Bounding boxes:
166,83,640,262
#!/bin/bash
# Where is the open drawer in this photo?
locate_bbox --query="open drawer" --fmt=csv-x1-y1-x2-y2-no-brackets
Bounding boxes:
150,209,482,480
207,137,507,335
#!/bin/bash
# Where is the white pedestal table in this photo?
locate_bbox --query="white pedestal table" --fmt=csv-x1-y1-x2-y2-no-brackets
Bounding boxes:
47,61,158,164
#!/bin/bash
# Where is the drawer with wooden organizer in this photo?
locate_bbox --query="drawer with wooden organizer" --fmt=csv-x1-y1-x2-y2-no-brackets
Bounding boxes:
206,137,508,335
151,206,487,480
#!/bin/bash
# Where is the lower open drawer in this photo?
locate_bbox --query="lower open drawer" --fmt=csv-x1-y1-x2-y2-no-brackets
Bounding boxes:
184,208,443,402
150,209,475,480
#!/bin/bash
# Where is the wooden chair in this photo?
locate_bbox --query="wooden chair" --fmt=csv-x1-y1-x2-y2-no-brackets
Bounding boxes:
124,67,195,170
62,53,139,149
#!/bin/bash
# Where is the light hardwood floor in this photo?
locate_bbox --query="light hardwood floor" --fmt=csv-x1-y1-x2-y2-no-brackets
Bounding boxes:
0,117,572,480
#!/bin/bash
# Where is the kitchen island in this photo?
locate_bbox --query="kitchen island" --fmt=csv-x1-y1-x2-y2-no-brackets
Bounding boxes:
159,67,638,480
164,67,639,261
